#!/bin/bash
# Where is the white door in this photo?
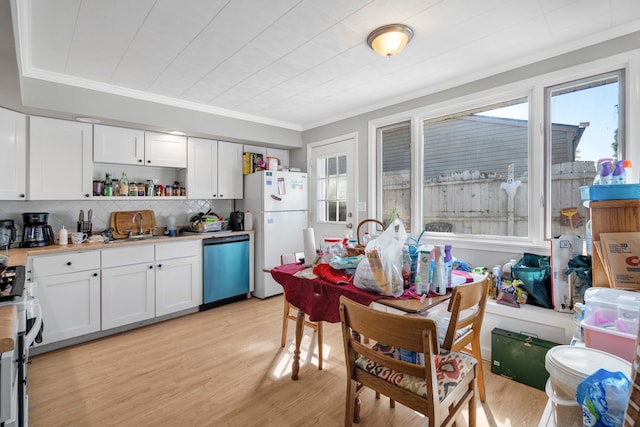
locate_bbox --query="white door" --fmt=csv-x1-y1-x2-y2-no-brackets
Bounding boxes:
308,134,357,245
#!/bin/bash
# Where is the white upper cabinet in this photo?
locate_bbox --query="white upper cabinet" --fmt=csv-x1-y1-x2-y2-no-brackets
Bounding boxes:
93,126,186,168
187,137,243,199
29,116,93,200
144,132,187,168
0,107,26,200
93,125,144,166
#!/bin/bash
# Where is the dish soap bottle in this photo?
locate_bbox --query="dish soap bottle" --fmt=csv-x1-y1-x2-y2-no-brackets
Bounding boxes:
443,244,453,288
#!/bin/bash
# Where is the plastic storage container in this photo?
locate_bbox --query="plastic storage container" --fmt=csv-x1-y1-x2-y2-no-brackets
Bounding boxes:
581,288,640,361
545,345,631,427
580,183,640,201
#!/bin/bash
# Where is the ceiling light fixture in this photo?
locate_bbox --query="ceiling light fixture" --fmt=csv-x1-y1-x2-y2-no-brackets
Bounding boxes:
367,24,414,57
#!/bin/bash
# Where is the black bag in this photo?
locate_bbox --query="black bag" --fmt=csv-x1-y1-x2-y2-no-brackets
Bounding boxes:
511,253,553,309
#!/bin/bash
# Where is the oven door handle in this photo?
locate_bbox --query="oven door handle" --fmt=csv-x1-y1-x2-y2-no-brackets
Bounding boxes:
25,301,43,347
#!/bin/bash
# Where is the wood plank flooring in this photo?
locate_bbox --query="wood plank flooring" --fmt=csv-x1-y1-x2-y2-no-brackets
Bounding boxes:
28,296,548,426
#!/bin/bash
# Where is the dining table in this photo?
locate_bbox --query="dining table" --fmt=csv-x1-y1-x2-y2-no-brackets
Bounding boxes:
270,263,456,380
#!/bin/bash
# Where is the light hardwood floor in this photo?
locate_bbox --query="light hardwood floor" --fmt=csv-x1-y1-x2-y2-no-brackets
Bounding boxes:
28,296,547,426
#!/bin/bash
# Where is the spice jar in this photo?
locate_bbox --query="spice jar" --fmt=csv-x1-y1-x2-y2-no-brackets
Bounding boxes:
129,182,138,197
165,185,172,196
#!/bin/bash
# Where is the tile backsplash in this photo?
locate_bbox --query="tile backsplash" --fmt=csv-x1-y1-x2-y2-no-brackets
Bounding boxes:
0,198,233,246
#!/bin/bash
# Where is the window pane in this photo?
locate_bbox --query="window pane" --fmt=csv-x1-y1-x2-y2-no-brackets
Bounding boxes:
380,122,411,229
423,98,529,236
547,71,623,238
315,154,348,225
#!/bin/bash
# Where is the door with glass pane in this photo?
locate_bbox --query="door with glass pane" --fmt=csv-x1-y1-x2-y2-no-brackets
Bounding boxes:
308,135,356,247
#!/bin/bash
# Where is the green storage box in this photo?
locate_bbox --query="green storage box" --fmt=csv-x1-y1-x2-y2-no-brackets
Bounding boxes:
491,328,560,391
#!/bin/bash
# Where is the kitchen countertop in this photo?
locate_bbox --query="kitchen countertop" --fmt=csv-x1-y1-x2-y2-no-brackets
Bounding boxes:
0,305,16,353
4,230,254,267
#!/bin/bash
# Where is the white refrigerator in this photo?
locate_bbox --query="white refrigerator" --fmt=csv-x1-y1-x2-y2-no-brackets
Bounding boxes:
243,171,308,299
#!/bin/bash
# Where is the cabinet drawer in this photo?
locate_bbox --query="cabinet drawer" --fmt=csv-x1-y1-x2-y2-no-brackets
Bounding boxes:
155,240,201,260
102,244,155,268
32,251,101,277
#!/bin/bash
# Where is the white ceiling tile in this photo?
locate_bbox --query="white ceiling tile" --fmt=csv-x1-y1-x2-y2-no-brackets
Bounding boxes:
17,0,640,129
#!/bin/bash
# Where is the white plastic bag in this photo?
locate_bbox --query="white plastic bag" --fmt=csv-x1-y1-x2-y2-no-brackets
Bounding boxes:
353,219,407,297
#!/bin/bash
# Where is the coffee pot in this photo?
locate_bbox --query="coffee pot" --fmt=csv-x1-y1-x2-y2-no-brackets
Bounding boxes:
20,212,55,248
0,219,16,250
229,211,244,231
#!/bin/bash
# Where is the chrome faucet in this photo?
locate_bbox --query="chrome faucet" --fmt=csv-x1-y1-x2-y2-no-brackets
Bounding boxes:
132,212,144,236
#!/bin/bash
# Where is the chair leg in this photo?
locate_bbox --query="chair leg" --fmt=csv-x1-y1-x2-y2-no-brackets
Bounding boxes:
281,299,290,347
317,321,323,370
469,375,477,426
344,379,356,427
472,336,486,402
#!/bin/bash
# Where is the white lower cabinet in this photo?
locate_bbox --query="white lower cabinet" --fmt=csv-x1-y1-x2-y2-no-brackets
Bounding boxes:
32,239,204,347
101,244,155,330
155,240,202,316
32,251,101,344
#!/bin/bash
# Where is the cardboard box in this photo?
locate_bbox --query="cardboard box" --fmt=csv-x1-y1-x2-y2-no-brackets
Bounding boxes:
491,328,560,391
599,232,640,289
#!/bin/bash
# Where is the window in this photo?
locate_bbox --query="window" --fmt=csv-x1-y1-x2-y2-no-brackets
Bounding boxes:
546,70,624,238
373,58,631,248
423,99,529,237
379,121,411,229
315,154,348,222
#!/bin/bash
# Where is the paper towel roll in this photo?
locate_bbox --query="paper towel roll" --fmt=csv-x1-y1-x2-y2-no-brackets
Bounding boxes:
303,228,317,267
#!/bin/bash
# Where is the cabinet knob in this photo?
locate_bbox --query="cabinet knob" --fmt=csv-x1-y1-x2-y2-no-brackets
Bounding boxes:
149,265,154,269
138,159,143,163
19,194,25,198
92,272,98,277
147,160,151,164
66,261,72,266
85,194,90,198
157,263,162,268
219,194,223,198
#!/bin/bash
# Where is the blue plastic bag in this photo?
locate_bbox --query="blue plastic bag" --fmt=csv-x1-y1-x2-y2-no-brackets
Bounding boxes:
576,368,630,427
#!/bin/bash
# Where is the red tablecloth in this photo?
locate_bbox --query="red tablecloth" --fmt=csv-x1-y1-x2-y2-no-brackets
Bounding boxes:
270,263,387,323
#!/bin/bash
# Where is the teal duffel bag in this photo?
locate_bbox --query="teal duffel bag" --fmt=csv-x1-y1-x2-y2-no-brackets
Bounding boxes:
511,253,553,309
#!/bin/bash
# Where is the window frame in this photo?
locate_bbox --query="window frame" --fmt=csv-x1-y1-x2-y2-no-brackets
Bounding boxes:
368,50,640,253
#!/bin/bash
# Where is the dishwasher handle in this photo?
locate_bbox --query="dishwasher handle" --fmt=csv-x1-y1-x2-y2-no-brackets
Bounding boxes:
203,234,250,245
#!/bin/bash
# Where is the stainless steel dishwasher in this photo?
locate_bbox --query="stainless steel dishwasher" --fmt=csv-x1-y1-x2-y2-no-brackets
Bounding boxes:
200,234,250,310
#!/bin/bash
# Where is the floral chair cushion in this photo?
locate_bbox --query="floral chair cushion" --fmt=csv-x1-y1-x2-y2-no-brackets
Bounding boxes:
355,348,476,402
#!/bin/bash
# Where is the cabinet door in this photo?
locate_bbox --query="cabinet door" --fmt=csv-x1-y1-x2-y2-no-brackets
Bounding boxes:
0,107,26,200
156,255,202,316
38,269,101,343
102,263,155,329
29,116,93,199
187,137,217,199
93,125,144,165
217,141,243,199
144,132,187,168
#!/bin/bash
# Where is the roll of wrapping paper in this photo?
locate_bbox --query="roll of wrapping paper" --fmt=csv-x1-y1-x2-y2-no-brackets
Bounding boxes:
303,228,317,267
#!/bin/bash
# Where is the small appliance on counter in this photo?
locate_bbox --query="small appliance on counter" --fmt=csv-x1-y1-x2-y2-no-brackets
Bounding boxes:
0,219,17,249
20,212,55,248
229,211,244,231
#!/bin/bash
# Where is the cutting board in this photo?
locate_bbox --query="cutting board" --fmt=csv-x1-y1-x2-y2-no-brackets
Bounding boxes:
110,210,158,239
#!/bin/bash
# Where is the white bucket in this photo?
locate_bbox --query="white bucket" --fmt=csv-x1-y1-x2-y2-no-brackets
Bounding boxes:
545,345,631,427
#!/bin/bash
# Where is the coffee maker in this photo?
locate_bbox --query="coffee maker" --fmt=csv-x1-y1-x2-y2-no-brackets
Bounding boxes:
20,212,55,248
0,219,17,250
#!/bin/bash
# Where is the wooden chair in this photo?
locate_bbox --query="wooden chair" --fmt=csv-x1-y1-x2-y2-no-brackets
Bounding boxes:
339,296,477,427
441,277,491,402
623,325,640,426
280,252,323,370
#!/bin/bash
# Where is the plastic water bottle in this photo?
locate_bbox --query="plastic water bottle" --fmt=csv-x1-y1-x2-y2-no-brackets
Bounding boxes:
585,219,592,255
502,259,517,281
362,231,371,245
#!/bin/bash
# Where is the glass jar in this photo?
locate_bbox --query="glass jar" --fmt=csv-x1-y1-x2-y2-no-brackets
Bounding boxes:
323,237,343,262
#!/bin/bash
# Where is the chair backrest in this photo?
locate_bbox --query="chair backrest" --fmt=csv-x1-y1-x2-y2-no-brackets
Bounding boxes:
339,295,441,391
425,222,453,232
280,251,304,265
442,277,490,350
624,327,640,426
